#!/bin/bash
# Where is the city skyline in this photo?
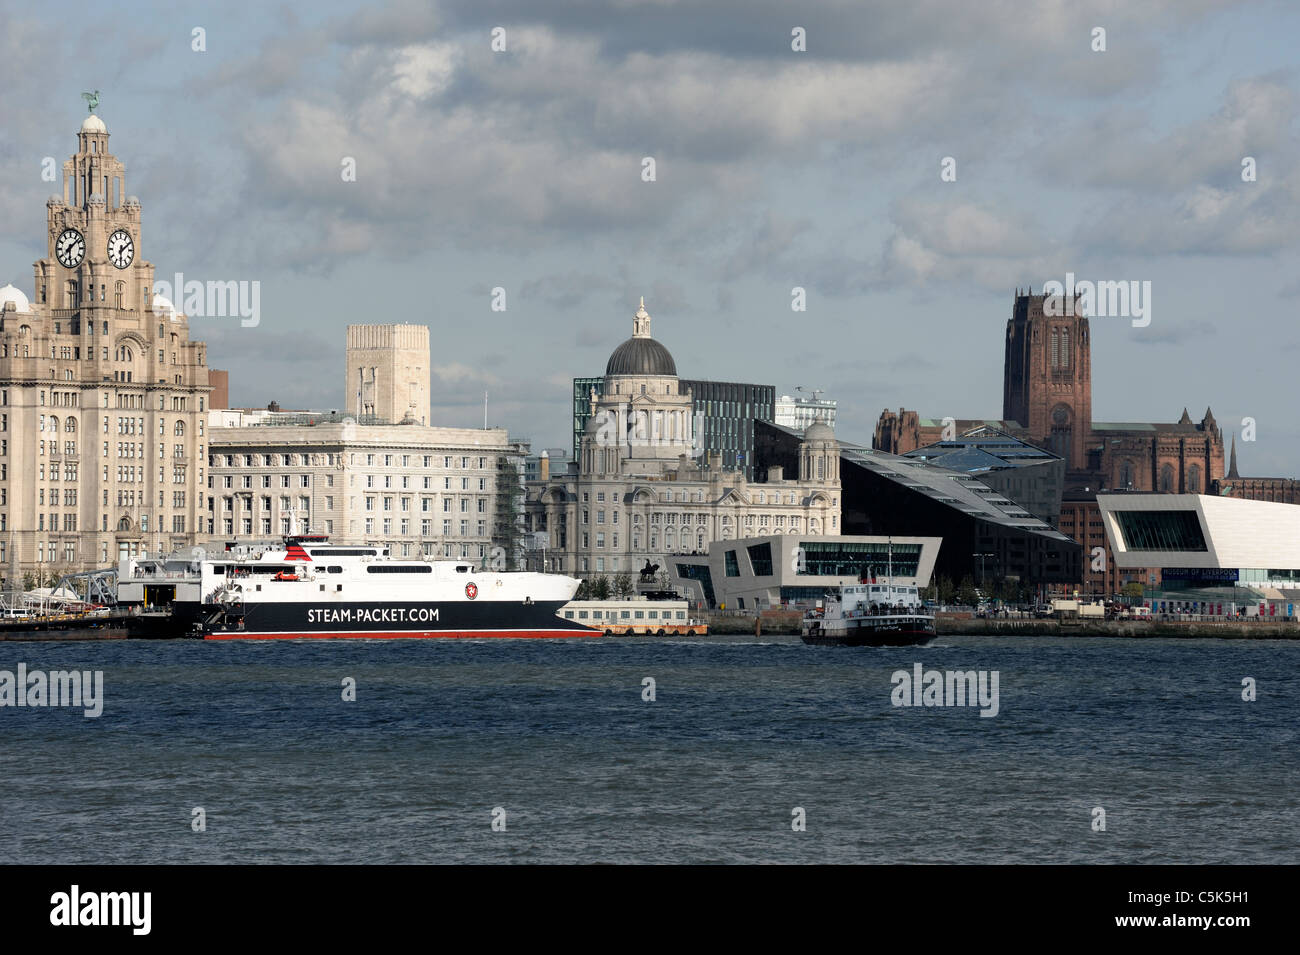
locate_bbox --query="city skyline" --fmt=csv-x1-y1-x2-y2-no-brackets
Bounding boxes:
2,1,1299,476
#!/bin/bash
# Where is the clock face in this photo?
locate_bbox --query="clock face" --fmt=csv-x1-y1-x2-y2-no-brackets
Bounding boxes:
55,228,85,268
107,229,135,269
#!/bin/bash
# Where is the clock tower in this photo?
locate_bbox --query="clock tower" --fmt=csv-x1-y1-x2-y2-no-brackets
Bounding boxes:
37,112,152,315
0,106,211,584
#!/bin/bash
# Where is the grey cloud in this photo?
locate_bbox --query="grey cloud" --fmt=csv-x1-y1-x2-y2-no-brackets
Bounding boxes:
1035,76,1298,192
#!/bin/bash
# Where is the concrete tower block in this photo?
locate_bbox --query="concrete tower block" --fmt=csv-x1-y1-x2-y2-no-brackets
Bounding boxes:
345,324,430,425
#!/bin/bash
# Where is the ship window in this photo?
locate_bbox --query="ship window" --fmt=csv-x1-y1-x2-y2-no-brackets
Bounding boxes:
564,611,574,619
455,565,469,573
366,564,433,574
328,566,343,574
577,611,588,619
336,585,342,592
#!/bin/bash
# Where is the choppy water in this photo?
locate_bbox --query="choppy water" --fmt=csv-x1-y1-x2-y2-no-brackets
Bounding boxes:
1,633,1295,864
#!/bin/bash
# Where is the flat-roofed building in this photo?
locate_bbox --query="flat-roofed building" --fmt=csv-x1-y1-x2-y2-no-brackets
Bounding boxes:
1098,493,1300,614
206,415,525,565
669,533,940,612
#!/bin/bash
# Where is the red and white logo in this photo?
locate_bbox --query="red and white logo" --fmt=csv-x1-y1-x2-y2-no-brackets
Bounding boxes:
465,582,478,600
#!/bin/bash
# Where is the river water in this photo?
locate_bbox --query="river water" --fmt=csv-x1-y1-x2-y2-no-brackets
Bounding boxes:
1,633,1294,863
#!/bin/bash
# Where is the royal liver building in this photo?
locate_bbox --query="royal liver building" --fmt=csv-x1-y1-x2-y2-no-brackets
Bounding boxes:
527,300,842,578
0,108,210,585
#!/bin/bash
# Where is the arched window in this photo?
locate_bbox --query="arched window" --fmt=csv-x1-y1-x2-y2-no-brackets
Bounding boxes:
1159,464,1175,493
174,421,185,436
1188,465,1201,494
1119,460,1133,488
118,517,131,531
65,418,76,433
49,416,59,433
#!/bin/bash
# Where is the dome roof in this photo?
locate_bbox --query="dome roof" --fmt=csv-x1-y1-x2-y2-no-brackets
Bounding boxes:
605,297,677,377
0,284,32,313
803,420,836,442
152,294,179,319
81,114,106,134
606,336,677,377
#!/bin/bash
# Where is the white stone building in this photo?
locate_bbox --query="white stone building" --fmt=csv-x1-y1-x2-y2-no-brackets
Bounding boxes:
0,111,210,584
527,300,842,577
205,416,527,564
775,392,837,431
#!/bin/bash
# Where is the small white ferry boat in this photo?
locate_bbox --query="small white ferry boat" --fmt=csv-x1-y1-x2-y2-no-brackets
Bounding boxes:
801,579,936,647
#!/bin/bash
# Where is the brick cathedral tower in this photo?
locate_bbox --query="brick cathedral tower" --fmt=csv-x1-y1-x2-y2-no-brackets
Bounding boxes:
1002,290,1092,470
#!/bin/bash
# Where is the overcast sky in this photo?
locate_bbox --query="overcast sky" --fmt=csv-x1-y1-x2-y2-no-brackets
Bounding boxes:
2,0,1299,474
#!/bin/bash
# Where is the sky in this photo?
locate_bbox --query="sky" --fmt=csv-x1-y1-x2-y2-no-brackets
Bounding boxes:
2,0,1299,475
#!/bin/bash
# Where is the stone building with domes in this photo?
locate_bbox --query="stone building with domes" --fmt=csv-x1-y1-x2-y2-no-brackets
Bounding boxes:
0,109,211,582
527,300,841,578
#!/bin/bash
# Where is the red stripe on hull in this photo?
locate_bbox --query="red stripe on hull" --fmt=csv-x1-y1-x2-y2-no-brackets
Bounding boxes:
203,628,600,641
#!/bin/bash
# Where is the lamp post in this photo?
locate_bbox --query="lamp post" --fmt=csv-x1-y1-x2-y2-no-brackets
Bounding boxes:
973,551,994,590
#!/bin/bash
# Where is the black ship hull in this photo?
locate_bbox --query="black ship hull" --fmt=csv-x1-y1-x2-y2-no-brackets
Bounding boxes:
172,599,600,639
801,617,936,647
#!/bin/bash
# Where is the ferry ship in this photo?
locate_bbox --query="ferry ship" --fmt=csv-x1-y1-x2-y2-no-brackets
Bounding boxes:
559,597,707,635
801,579,935,647
120,535,599,640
